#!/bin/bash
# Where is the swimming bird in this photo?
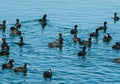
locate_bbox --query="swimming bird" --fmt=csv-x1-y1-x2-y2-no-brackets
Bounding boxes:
39,14,47,29
78,46,87,57
70,25,78,34
43,69,52,78
113,12,119,22
0,20,6,32
89,28,99,37
73,33,81,44
103,33,112,42
98,21,107,32
57,33,64,44
39,14,47,22
0,51,9,56
48,33,63,50
0,20,6,29
17,36,24,46
112,42,120,49
15,19,21,28
1,38,9,51
10,27,21,36
80,38,92,47
14,63,28,76
2,59,14,70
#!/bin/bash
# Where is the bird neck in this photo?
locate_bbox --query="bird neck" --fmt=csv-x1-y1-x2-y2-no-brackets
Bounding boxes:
83,48,86,52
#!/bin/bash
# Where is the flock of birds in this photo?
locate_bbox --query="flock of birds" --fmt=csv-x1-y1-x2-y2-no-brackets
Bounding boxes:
48,13,119,56
0,12,120,79
0,14,51,78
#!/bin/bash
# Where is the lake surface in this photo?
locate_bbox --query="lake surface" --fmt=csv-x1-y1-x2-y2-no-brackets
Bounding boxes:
0,0,120,84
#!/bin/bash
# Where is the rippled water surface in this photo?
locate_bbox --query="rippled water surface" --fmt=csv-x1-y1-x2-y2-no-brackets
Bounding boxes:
0,0,120,84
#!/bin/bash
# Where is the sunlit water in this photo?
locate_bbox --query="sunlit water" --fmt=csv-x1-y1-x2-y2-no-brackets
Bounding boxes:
0,0,120,84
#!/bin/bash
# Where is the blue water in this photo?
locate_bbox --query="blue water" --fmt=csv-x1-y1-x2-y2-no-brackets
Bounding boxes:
0,0,120,84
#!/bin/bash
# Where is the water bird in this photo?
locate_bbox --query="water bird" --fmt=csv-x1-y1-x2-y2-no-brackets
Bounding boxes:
17,36,24,46
73,33,81,44
39,14,47,21
78,46,87,57
15,19,21,28
2,59,14,70
89,28,99,37
0,51,9,56
98,21,107,32
10,27,21,36
113,12,119,22
0,20,6,29
103,33,112,42
80,38,92,47
70,25,78,34
0,20,6,32
39,14,47,29
1,38,9,51
48,33,63,50
112,42,120,49
43,69,52,78
14,63,28,76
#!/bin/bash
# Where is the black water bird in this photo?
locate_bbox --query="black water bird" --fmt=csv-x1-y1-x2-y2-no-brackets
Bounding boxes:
48,33,63,50
80,38,92,47
70,25,78,34
103,33,112,42
112,42,120,49
89,28,99,37
14,63,28,76
73,33,81,44
98,21,107,32
43,69,52,78
113,12,119,23
15,19,21,28
1,38,9,51
10,27,21,36
39,14,47,29
17,36,24,46
0,20,6,32
2,59,14,70
0,51,9,56
0,20,6,29
78,46,87,57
